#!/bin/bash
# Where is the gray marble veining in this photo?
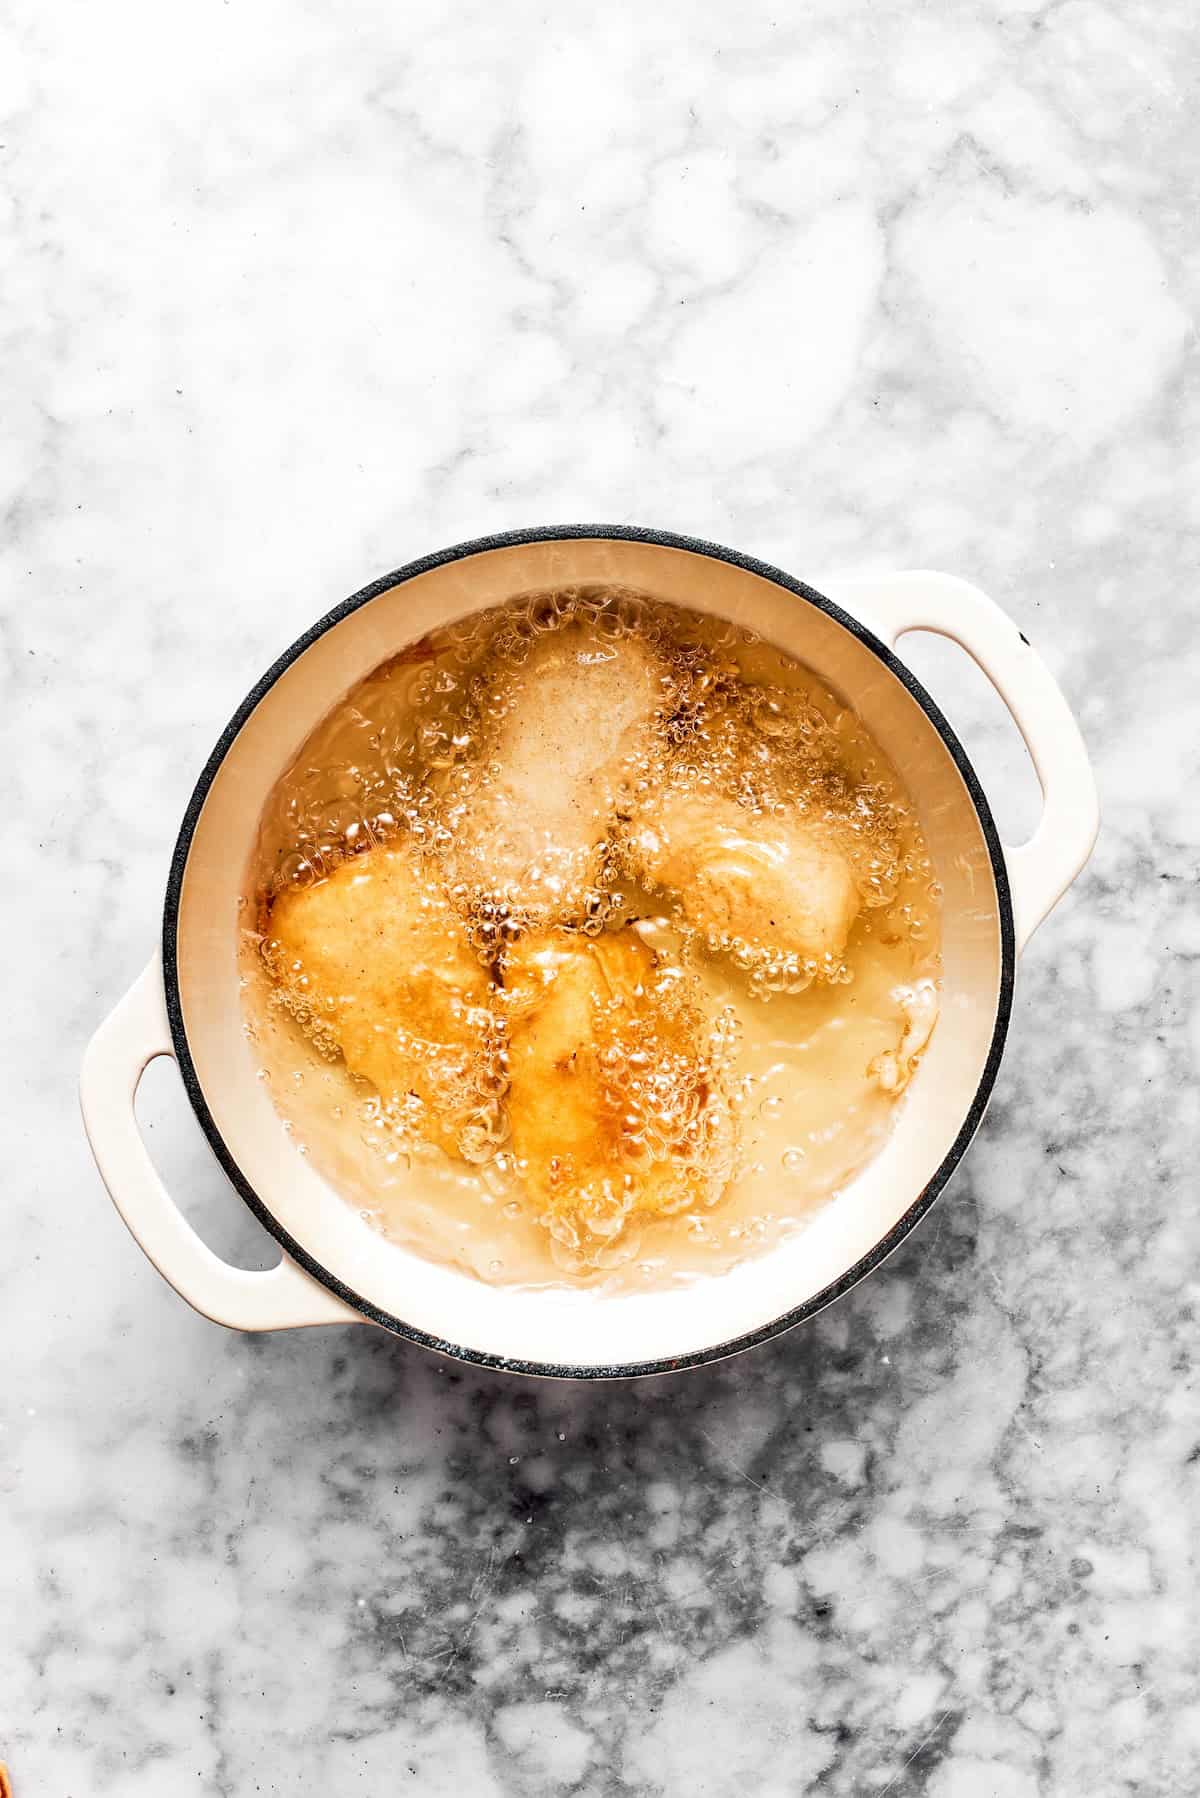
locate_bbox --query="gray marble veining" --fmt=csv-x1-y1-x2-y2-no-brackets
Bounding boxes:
3,0,1197,1792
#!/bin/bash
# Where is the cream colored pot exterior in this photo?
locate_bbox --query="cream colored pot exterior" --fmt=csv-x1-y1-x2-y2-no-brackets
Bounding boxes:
80,532,1099,1376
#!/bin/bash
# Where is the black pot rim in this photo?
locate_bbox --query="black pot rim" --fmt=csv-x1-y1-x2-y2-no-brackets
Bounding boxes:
161,524,1016,1379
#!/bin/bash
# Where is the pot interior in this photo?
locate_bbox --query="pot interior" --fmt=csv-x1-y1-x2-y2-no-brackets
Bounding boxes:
169,534,1008,1371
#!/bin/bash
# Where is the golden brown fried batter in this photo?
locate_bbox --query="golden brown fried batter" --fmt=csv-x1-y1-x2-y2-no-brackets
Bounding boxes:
441,622,667,925
500,926,735,1260
264,840,494,1157
627,786,861,969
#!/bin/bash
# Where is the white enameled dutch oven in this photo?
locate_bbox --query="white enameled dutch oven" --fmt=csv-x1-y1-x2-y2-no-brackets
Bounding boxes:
80,528,1098,1377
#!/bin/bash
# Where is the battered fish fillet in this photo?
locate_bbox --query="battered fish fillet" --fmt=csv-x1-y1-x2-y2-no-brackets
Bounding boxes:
627,787,861,969
443,622,667,925
501,927,735,1258
264,840,494,1157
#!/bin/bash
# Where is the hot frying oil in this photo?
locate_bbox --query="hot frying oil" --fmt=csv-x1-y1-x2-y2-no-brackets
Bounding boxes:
243,588,941,1289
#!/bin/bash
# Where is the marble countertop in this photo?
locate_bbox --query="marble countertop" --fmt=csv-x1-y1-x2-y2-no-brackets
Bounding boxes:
4,0,1197,1792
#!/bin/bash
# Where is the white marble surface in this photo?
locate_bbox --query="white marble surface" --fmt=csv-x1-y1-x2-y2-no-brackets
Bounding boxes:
3,0,1198,1791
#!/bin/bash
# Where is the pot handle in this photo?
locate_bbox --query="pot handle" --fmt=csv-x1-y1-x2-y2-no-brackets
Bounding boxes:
814,570,1099,953
80,958,361,1331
